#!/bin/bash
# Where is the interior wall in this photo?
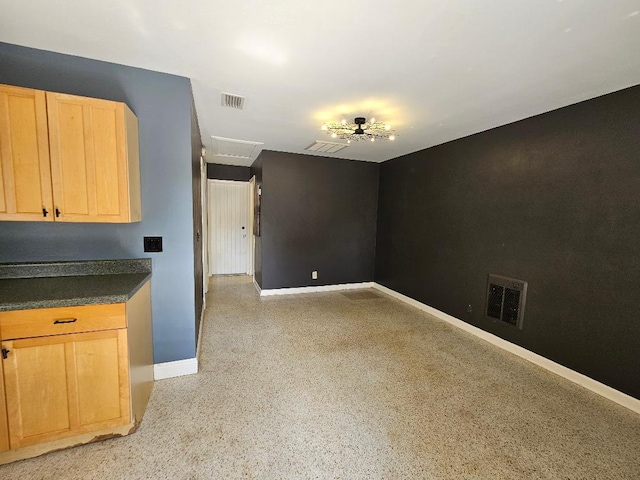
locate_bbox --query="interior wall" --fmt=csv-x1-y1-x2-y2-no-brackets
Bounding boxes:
259,150,379,290
250,153,263,288
375,84,640,400
207,163,251,182
0,42,196,364
191,88,203,344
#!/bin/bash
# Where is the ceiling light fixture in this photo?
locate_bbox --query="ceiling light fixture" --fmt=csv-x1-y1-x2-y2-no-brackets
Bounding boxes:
320,117,397,142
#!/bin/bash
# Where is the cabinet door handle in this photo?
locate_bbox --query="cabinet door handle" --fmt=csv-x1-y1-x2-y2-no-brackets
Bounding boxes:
53,318,77,324
55,208,61,218
1,348,9,359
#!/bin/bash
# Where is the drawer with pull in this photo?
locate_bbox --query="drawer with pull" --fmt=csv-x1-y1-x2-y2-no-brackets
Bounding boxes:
0,303,126,340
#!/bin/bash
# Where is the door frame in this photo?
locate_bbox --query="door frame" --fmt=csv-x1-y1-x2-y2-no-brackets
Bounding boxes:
200,157,208,297
207,179,253,276
248,175,256,278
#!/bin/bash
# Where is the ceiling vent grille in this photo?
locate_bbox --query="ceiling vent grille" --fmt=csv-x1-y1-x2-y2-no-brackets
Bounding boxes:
486,274,528,330
305,140,349,154
210,136,263,164
221,92,245,110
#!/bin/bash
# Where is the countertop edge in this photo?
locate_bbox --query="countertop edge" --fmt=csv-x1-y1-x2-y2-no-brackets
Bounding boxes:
0,258,152,280
0,273,152,312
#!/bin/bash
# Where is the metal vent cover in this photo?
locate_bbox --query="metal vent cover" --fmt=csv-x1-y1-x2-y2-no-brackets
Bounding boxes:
305,140,349,154
486,274,527,330
221,92,245,110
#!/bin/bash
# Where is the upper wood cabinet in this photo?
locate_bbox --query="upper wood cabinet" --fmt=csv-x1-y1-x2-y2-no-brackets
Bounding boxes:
0,85,54,221
47,93,141,222
0,84,141,223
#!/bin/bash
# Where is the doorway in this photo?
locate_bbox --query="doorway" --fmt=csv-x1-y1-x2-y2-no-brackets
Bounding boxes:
208,180,252,275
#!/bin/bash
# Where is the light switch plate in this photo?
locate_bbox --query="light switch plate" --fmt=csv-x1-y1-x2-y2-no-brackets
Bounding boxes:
144,236,163,253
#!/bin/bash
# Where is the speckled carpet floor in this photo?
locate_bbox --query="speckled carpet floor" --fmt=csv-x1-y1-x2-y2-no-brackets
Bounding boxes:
3,275,640,479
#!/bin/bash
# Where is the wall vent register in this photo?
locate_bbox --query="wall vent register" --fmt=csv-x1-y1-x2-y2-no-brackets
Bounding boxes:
486,274,528,330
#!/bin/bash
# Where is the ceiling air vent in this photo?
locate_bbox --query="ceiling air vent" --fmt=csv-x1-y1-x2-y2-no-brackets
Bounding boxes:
305,140,349,154
486,274,528,330
221,92,245,110
210,136,263,166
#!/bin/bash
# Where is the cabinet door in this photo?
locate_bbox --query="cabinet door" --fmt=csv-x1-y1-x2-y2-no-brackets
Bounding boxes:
0,351,9,453
0,85,54,221
46,92,139,223
2,329,130,449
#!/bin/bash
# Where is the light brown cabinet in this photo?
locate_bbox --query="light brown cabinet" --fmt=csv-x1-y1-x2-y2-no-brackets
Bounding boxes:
0,85,54,221
3,329,130,449
0,281,153,464
0,358,8,453
0,84,141,223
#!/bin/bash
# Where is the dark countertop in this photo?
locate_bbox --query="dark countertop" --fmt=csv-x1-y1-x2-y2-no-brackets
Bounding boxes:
0,259,152,312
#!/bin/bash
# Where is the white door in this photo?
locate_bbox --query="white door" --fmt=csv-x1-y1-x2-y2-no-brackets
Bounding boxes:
208,180,249,275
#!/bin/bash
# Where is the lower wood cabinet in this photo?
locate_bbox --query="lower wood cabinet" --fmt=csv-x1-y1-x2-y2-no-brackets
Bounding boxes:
3,329,130,449
0,360,8,453
0,281,153,464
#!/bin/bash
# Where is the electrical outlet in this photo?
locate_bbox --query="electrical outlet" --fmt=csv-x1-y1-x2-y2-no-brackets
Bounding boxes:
312,271,318,280
466,304,473,314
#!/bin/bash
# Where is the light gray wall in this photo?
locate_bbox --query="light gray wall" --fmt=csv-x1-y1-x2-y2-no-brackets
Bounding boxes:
0,42,196,364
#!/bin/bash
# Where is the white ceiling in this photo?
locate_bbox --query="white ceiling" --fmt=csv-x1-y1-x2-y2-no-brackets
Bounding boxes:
1,1,639,165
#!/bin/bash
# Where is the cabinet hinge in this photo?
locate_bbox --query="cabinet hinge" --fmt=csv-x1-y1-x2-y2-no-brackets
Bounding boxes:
55,208,61,218
1,348,9,359
43,207,49,217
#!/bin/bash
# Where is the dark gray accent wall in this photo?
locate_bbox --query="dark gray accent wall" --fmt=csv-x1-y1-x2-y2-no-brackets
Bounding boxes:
207,163,251,182
376,84,640,399
0,42,196,364
258,150,378,290
250,153,263,288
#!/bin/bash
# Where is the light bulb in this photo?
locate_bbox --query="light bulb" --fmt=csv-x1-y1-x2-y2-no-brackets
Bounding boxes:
331,133,337,138
370,117,376,124
384,124,391,130
341,119,347,125
370,137,375,142
389,135,395,141
321,125,328,131
347,139,351,143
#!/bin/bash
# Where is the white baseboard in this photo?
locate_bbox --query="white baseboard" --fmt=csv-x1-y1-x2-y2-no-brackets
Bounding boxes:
373,283,640,415
253,278,262,295
154,357,198,380
261,281,374,297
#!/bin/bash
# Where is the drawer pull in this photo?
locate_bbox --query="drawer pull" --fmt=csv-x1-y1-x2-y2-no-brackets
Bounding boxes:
53,318,77,324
